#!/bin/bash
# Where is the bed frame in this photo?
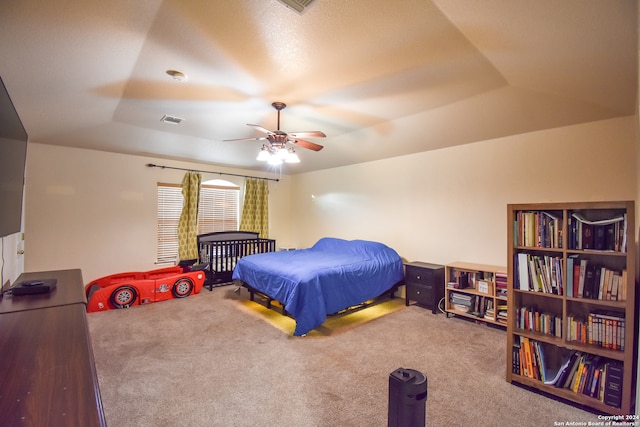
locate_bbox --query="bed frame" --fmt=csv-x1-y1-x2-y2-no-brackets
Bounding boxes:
240,280,404,318
196,231,276,290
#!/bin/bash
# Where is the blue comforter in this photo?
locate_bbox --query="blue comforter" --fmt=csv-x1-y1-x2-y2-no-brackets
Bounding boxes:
232,237,404,336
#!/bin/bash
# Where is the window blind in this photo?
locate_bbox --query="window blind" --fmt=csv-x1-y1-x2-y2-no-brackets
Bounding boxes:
157,182,239,263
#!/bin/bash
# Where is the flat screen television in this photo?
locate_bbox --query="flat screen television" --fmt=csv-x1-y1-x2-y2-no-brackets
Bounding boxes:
0,75,28,237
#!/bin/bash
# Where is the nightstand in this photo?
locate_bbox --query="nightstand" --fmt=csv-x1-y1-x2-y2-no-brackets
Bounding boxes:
404,262,444,314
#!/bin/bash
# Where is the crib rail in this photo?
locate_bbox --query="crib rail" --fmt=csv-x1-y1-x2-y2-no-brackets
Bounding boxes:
197,231,275,289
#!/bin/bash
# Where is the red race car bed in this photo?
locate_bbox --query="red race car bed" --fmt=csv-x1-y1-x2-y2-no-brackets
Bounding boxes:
85,266,205,312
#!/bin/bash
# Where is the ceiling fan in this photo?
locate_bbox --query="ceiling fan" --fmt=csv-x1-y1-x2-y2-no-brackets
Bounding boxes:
224,102,325,164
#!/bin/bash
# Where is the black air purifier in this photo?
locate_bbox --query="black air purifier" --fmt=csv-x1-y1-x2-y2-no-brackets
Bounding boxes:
388,368,427,427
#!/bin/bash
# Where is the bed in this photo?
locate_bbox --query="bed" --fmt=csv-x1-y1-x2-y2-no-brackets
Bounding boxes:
232,237,405,336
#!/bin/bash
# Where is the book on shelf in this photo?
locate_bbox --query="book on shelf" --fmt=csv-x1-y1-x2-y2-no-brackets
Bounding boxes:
565,254,578,298
561,352,583,389
513,338,573,385
496,303,508,322
496,311,508,323
522,337,534,379
495,272,508,298
517,253,530,291
512,345,521,376
567,311,625,351
447,281,460,289
455,271,470,289
549,351,615,402
577,259,588,298
514,253,563,295
516,306,562,337
572,260,581,298
468,295,487,318
456,295,499,320
484,299,495,320
569,258,625,302
603,362,623,408
569,212,627,252
449,292,475,314
552,351,581,388
583,263,596,299
514,211,562,248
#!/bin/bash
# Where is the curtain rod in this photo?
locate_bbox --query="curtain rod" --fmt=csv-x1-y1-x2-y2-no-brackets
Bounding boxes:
145,163,280,182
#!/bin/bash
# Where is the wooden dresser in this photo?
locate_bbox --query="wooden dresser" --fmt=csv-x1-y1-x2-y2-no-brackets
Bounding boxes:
0,269,106,426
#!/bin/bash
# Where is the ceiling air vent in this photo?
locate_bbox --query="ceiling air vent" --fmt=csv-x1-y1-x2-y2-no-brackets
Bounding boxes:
160,115,183,125
276,0,316,14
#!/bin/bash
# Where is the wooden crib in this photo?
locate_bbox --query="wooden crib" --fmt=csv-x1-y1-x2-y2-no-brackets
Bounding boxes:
196,231,276,290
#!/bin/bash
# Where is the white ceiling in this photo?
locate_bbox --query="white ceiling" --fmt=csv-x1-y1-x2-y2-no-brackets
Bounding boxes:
0,0,637,174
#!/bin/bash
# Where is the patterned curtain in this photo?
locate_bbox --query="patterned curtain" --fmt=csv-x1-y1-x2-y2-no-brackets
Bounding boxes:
178,171,201,261
240,178,269,238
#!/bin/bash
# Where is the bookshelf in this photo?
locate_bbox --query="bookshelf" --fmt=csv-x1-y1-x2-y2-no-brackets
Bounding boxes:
506,201,636,415
444,262,508,326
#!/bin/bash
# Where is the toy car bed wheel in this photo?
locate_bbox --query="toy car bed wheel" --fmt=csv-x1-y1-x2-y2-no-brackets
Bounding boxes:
172,278,193,298
110,286,138,308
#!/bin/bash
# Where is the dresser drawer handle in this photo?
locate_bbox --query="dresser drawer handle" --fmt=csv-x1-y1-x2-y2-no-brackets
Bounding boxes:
416,275,421,280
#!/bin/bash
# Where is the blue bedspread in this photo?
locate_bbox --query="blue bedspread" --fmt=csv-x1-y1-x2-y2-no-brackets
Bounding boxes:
232,237,404,336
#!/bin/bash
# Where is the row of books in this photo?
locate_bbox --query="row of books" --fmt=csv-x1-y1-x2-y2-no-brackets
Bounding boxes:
567,311,625,351
448,293,503,321
513,211,562,249
449,292,474,313
566,255,626,301
495,303,507,324
468,296,493,319
515,253,563,295
447,270,494,290
515,306,562,338
511,337,553,382
512,338,623,408
515,253,626,301
568,212,627,253
513,210,628,253
495,272,507,298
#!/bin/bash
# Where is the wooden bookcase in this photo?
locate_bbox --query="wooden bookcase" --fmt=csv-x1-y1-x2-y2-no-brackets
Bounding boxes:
506,201,636,415
444,262,508,326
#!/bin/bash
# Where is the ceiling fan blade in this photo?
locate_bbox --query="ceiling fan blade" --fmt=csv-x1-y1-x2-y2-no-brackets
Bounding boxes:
289,131,326,138
222,136,267,142
289,138,324,151
247,124,274,135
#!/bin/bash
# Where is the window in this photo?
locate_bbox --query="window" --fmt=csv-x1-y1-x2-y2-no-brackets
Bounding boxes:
156,180,239,263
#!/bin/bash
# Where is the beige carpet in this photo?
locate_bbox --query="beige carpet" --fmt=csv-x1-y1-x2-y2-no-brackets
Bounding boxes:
88,287,599,427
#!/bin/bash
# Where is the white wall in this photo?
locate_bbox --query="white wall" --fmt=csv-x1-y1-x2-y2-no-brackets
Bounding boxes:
22,144,292,283
289,116,638,267
14,115,638,286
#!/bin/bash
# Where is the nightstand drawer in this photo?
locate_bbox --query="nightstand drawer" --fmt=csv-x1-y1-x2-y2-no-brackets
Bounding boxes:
405,265,435,285
406,283,433,305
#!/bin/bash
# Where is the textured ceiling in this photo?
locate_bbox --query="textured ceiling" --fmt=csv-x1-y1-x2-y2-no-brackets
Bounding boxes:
0,0,636,174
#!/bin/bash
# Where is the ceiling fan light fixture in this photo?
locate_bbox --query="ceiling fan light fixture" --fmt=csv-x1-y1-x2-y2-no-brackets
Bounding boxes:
226,101,325,166
256,147,271,161
285,149,300,163
276,146,289,160
267,156,283,166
